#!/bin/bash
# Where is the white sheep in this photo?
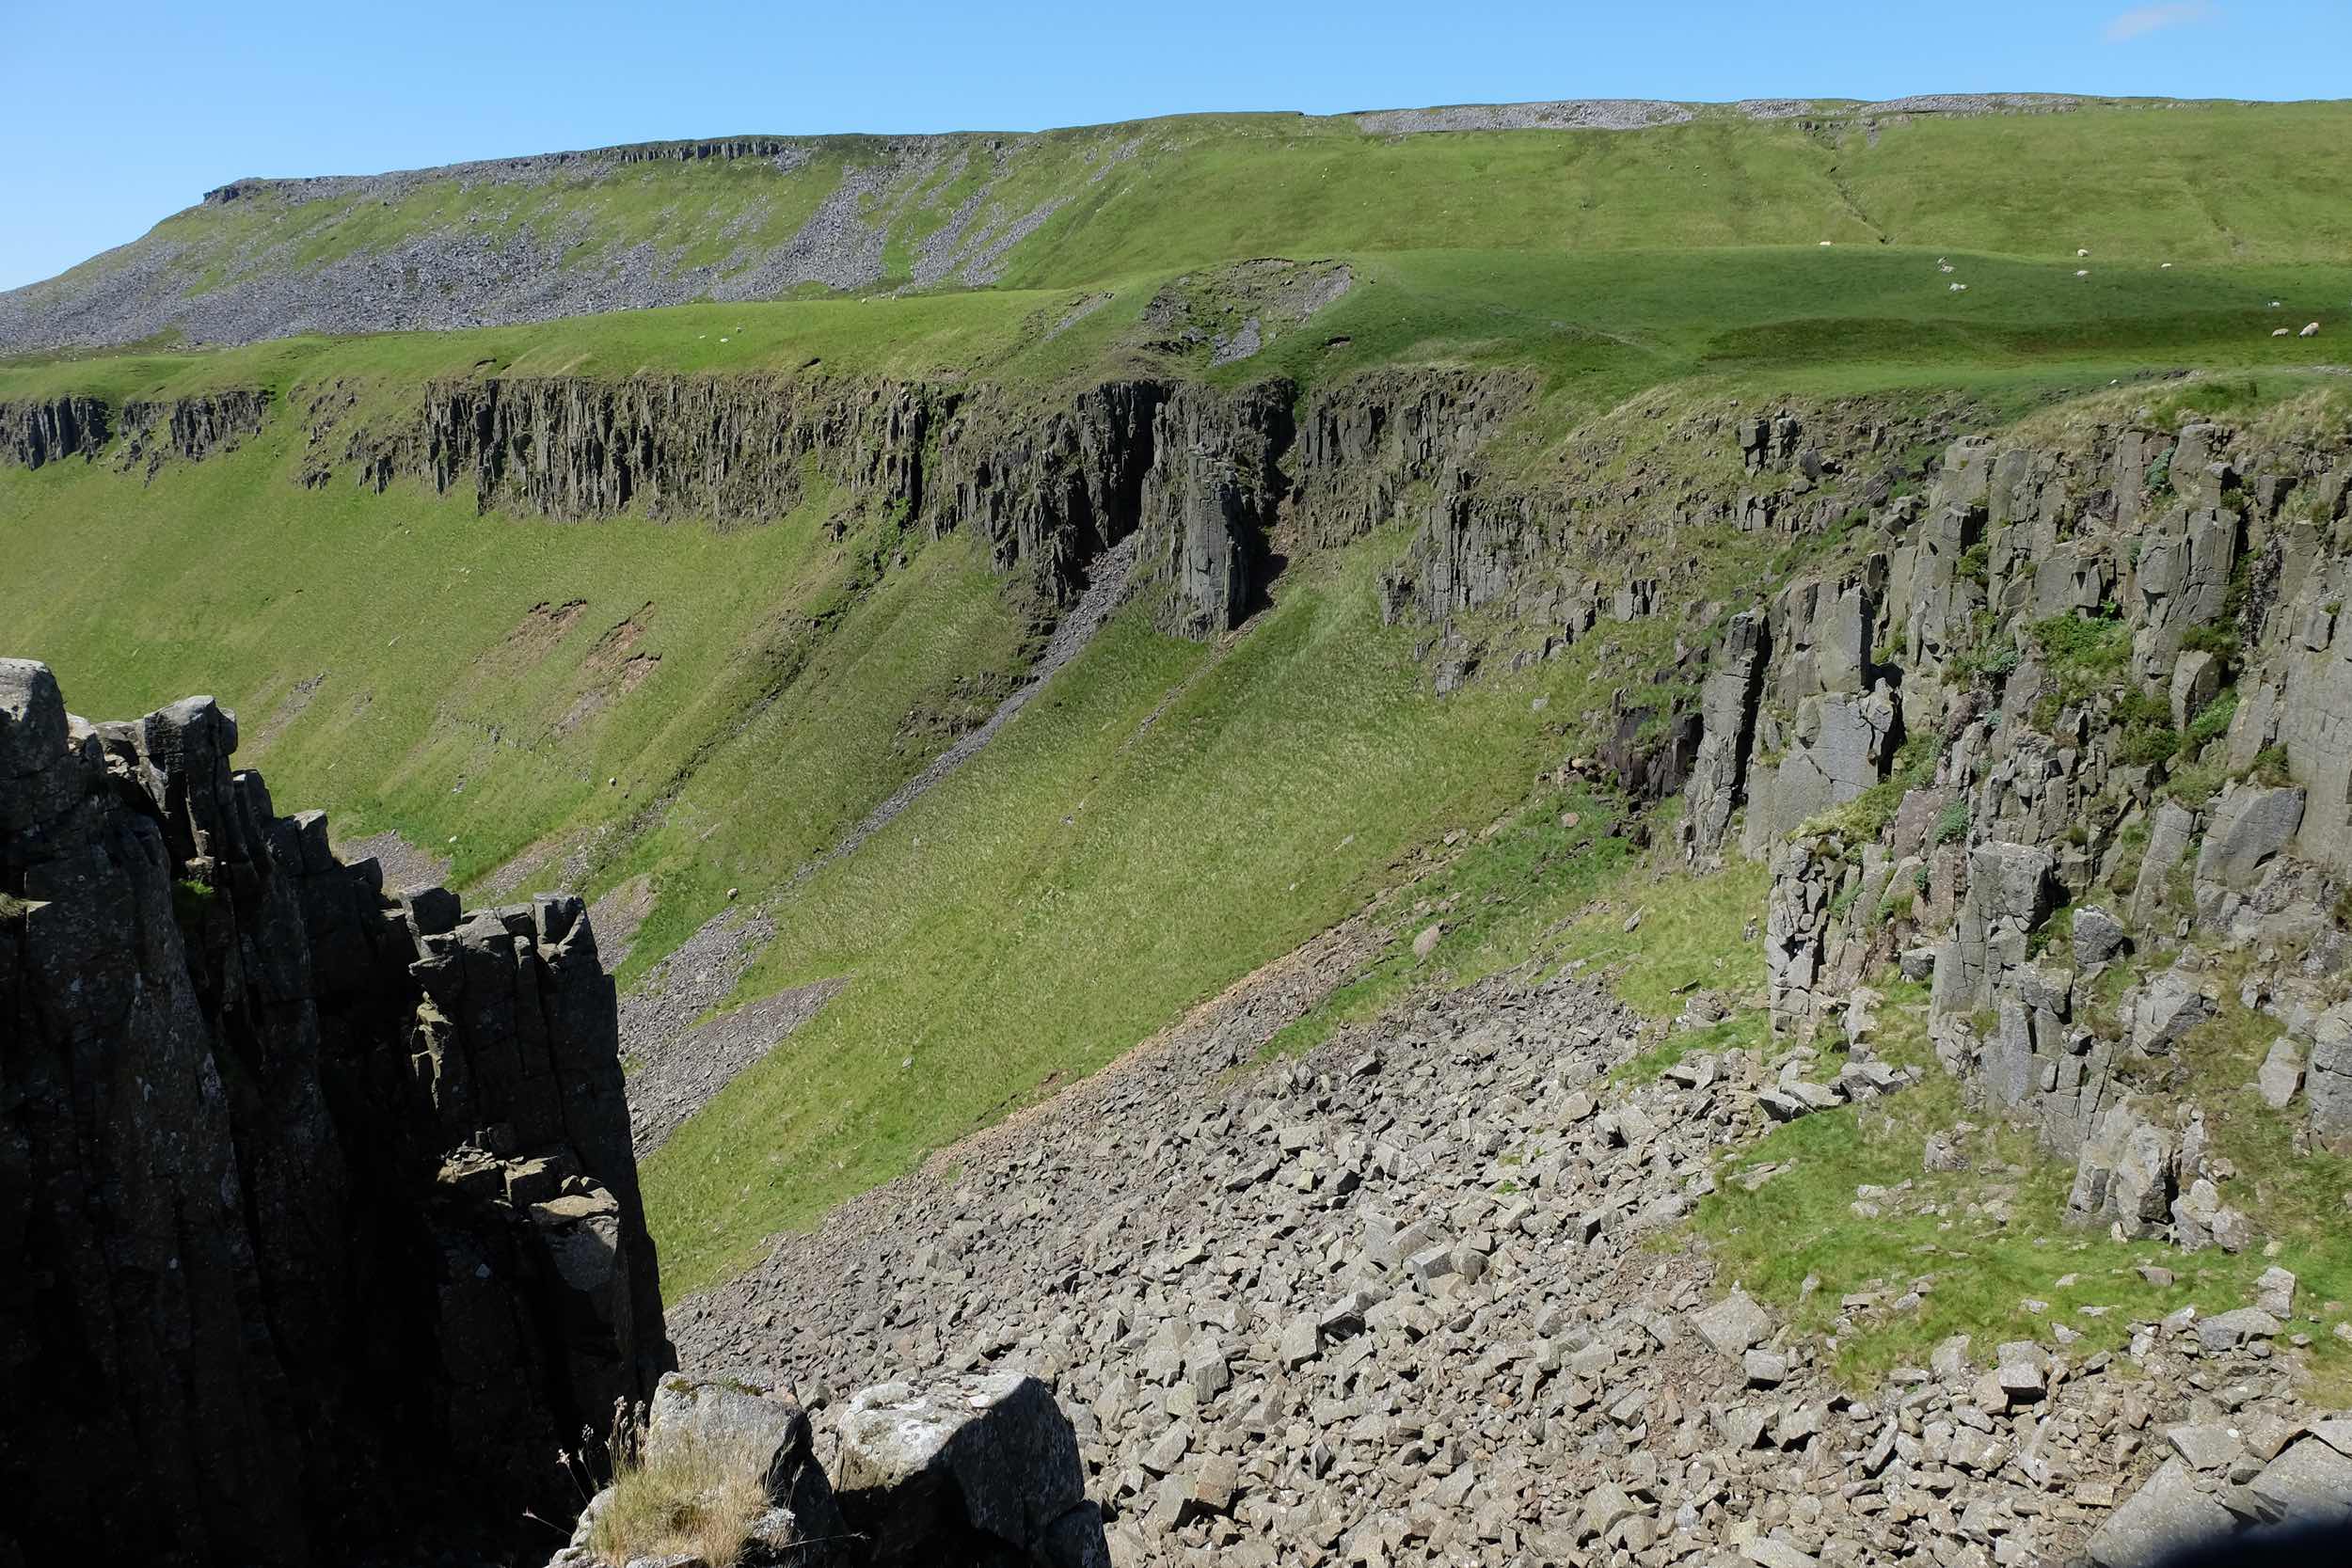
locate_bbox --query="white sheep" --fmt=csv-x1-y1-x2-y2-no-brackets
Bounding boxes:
2270,300,2283,309
2305,322,2322,337
1950,282,1969,293
2160,261,2173,269
2076,270,2090,278
2077,247,2090,257
1940,263,1956,274
2274,328,2293,337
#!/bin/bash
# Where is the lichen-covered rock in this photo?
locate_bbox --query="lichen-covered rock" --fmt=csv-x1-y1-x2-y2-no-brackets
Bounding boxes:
834,1373,1108,1567
2066,1106,2177,1239
2193,782,2306,892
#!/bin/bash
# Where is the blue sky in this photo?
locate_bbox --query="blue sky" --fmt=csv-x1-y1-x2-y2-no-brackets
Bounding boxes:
2,0,2343,292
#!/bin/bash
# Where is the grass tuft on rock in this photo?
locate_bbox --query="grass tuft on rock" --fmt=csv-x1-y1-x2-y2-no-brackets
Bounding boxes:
586,1430,774,1568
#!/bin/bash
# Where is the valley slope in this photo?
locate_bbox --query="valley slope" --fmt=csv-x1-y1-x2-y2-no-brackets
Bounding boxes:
8,99,2352,1564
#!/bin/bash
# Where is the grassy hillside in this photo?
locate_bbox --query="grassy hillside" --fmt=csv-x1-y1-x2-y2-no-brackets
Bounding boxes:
7,99,2352,355
8,245,2348,413
8,97,2352,1305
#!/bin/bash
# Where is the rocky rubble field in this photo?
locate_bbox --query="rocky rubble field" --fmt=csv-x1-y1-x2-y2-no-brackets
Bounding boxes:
672,963,2352,1567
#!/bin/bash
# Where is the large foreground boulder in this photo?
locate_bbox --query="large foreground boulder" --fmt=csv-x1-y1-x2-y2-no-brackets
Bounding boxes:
556,1373,1108,1568
834,1374,1110,1568
554,1376,849,1568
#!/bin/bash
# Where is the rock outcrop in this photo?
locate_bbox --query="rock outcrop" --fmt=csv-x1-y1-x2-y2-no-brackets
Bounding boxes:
115,386,272,473
1708,407,2352,1250
0,393,110,467
0,659,672,1567
320,372,1304,638
553,1370,1108,1568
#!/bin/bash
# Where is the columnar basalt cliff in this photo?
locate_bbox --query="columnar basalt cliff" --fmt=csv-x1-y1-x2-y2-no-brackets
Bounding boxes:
0,393,110,468
116,386,273,474
0,659,672,1567
314,373,1306,639
13,372,1950,663
1629,408,2352,1261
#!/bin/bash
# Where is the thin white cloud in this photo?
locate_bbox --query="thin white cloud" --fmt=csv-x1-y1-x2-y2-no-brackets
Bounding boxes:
2104,1,2218,42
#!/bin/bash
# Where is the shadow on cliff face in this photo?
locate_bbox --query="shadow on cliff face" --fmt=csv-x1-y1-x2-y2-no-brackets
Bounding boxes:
0,657,673,1566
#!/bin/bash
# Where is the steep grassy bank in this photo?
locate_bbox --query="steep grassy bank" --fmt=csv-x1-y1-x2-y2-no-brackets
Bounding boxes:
648,532,1635,1293
0,404,1036,952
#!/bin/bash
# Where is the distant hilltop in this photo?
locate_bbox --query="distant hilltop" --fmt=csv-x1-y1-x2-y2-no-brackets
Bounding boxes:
192,94,2118,201
3,93,2341,356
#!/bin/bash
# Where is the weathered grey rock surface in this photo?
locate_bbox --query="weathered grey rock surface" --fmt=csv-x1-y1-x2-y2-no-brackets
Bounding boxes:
665,954,2338,1566
0,659,671,1566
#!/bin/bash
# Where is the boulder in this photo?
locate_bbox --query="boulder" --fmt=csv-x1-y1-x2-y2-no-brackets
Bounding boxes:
2308,1004,2352,1145
2085,1459,2233,1567
2194,1307,2280,1353
2171,650,2222,731
834,1374,1108,1568
2131,800,2200,925
644,1376,843,1535
1972,839,2056,927
2245,1436,2352,1526
1693,1289,1774,1359
2257,1038,2304,1110
2193,783,2306,892
2066,1108,2176,1239
2135,968,2216,1054
2073,905,2128,966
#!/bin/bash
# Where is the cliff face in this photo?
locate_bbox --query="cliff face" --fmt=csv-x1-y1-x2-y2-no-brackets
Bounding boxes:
116,387,272,474
1631,411,2352,1254
310,373,1317,640
0,659,672,1567
0,394,110,468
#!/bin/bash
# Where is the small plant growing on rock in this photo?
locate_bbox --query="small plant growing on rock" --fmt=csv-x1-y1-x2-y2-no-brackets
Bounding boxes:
1933,800,1970,846
170,878,215,929
584,1407,776,1568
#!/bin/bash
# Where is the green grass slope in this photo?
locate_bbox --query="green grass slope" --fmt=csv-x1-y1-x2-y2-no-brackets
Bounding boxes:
8,245,2347,416
7,98,2352,356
